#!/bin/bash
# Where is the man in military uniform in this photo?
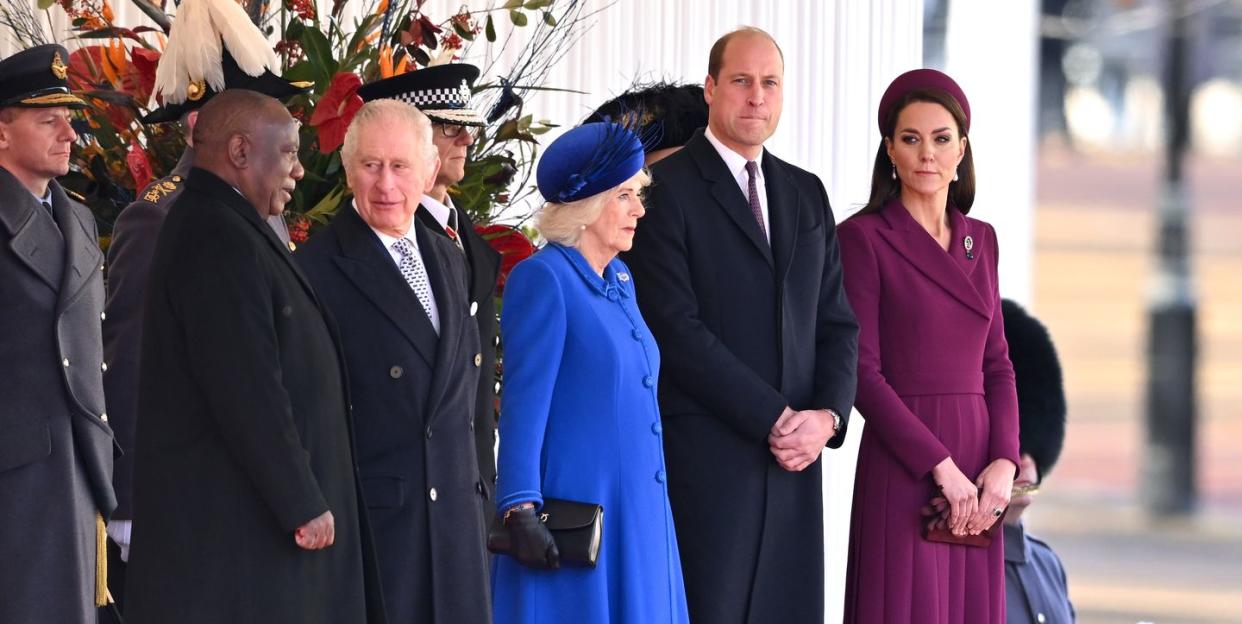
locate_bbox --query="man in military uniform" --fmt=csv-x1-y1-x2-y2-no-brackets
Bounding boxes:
358,65,502,516
0,43,118,623
101,0,309,606
1001,299,1076,624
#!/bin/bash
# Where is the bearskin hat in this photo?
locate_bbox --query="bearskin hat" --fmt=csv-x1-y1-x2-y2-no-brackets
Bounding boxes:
1001,299,1067,482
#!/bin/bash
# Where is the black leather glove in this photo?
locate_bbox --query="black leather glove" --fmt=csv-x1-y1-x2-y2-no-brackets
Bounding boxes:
505,506,560,570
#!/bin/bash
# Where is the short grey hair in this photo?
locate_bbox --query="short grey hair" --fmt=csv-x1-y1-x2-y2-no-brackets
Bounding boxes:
536,169,651,246
341,99,437,166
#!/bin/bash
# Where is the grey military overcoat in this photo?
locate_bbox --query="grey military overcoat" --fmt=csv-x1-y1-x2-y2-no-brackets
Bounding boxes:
0,167,117,623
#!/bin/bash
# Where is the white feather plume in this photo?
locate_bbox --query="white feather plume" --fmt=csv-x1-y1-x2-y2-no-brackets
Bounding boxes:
151,0,279,106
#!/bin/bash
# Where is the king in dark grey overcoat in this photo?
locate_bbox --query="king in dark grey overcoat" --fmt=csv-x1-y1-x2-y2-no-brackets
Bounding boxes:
123,168,385,624
0,166,117,624
297,204,491,624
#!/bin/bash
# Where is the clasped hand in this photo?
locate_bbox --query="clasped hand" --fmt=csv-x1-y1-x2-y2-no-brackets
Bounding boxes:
924,458,1016,536
294,510,335,550
768,407,837,472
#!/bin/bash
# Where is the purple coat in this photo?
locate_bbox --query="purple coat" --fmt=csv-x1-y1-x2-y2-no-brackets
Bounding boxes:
838,199,1019,623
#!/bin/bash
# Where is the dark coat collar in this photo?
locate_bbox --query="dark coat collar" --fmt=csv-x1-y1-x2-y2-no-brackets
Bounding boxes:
1,167,101,300
685,130,770,269
329,203,441,368
415,203,501,302
874,198,989,318
183,167,318,306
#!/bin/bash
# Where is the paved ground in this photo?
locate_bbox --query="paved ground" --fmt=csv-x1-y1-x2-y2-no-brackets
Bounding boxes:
1029,143,1242,624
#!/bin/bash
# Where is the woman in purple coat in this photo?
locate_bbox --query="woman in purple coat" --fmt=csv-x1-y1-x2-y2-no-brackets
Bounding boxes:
838,69,1020,623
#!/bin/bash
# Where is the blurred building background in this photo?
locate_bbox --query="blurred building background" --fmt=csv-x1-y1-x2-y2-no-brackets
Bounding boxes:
927,1,1242,622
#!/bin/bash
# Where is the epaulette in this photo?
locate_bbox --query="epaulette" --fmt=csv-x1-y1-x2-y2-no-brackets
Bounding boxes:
141,174,185,204
65,188,87,203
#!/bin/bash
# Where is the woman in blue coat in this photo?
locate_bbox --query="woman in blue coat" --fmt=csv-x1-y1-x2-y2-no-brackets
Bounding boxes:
492,122,689,624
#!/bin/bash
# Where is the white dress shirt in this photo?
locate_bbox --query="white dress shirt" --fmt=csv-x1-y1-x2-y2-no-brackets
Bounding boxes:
358,207,440,332
705,126,770,241
420,193,454,230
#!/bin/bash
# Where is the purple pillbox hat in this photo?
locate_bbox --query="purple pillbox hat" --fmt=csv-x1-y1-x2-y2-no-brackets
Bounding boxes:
877,68,971,134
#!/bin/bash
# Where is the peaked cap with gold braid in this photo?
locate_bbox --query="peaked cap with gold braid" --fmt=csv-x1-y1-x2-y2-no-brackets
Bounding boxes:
0,44,88,109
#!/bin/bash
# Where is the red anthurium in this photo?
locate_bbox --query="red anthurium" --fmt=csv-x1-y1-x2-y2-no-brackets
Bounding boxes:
309,72,363,154
475,223,537,297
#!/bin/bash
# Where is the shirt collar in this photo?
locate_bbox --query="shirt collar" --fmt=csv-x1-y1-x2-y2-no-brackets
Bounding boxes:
354,203,417,251
420,193,454,229
705,126,764,180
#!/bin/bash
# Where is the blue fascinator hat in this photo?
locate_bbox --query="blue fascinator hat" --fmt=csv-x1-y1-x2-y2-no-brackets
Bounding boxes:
537,122,645,204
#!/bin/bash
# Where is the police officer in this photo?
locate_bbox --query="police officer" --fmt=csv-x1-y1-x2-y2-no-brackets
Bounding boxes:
101,0,309,607
1002,299,1077,624
0,43,117,623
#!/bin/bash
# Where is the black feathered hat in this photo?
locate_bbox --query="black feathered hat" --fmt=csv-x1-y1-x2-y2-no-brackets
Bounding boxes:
140,0,310,124
584,81,708,154
1001,299,1067,482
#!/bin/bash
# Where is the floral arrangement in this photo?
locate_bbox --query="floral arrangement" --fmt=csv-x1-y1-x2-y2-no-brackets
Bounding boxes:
3,0,599,259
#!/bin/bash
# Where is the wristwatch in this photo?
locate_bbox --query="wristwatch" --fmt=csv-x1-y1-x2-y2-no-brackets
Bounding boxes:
828,410,842,436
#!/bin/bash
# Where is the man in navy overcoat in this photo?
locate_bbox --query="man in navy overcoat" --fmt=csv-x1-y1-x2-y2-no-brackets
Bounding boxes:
296,99,491,624
623,28,859,624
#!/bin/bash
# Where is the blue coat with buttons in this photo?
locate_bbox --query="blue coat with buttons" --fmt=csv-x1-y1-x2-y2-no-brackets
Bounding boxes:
493,244,689,624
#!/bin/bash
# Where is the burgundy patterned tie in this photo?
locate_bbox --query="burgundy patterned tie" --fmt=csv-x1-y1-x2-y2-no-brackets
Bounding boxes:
745,161,767,239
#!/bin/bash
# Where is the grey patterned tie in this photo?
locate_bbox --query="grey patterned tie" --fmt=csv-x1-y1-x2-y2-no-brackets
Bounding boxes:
744,161,767,240
391,237,440,335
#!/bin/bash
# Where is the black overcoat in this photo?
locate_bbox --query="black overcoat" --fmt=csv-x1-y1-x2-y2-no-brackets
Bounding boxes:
104,148,294,522
124,168,385,624
623,130,860,624
417,204,501,514
297,204,491,624
0,170,116,624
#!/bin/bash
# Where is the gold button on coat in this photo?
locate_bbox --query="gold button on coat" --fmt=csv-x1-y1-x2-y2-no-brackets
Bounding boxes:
473,353,482,367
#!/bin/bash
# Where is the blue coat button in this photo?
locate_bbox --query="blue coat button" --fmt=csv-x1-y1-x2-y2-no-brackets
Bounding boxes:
642,375,655,388
655,470,666,483
632,329,642,341
651,421,662,434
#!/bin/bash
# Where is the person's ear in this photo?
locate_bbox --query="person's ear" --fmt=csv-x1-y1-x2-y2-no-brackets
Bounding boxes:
423,156,442,194
704,75,716,106
227,134,249,169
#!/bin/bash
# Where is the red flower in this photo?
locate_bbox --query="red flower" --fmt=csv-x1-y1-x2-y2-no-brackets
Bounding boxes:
442,33,464,50
286,0,316,21
289,217,311,244
126,140,153,188
309,72,363,154
476,224,536,297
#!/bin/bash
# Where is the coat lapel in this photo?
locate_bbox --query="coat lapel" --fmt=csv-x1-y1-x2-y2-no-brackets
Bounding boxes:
0,171,64,291
331,205,439,368
875,199,989,319
50,182,102,315
458,209,501,304
762,153,801,281
417,220,465,427
686,132,774,268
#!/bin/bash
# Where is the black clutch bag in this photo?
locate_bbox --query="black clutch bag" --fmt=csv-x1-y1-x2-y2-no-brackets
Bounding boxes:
487,497,603,568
